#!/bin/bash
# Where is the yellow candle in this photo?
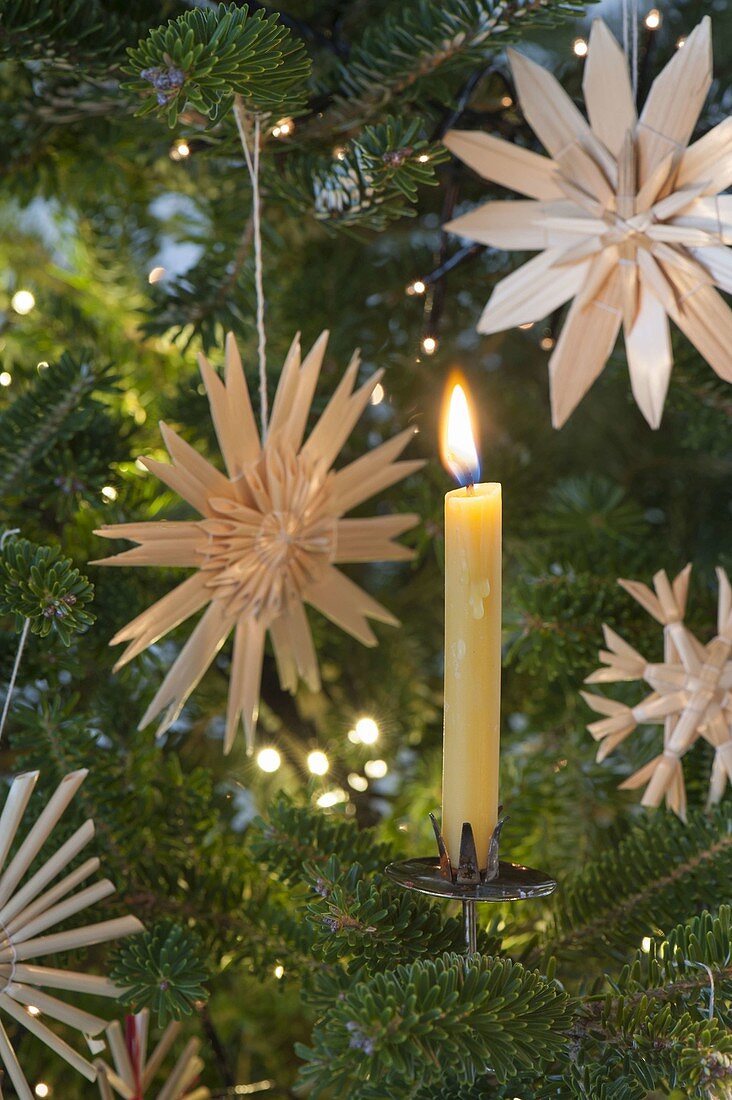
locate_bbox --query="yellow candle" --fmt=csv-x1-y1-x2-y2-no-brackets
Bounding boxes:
440,383,502,872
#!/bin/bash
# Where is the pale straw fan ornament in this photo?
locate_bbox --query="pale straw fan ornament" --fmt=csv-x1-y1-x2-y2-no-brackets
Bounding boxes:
95,1011,210,1100
0,769,143,1098
95,331,424,753
582,565,732,821
444,17,732,428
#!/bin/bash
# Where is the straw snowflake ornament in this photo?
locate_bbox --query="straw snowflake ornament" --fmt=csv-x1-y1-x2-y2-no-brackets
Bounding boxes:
444,17,732,429
0,769,143,1098
95,331,423,753
95,1012,209,1100
582,565,732,821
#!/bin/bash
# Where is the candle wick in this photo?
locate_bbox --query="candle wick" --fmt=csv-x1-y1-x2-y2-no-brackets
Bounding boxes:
466,479,475,495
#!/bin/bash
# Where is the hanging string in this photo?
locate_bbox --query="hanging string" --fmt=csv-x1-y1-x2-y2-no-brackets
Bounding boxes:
0,618,29,741
233,97,269,435
622,0,640,102
0,529,29,742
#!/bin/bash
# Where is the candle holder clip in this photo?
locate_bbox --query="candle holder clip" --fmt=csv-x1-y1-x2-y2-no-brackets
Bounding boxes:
385,812,556,954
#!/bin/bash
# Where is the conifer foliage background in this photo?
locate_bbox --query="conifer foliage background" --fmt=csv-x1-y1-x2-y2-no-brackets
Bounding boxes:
0,0,731,1096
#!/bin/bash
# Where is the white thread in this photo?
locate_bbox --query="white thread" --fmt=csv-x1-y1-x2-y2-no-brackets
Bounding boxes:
233,99,268,436
0,531,30,743
252,115,267,435
688,959,716,1020
0,618,30,743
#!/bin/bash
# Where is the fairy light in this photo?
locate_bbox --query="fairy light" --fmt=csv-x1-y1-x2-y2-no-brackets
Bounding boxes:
148,266,166,284
170,139,190,161
573,37,588,57
333,146,347,160
364,759,388,779
370,382,385,406
501,95,513,107
272,118,294,138
101,485,118,502
256,747,281,773
0,372,12,387
273,964,285,979
417,153,429,163
407,279,426,296
35,1085,49,1098
540,335,555,351
641,936,652,952
421,335,438,356
11,289,35,315
307,750,329,776
676,35,686,48
316,788,347,808
27,1006,40,1017
645,8,661,29
354,716,379,745
347,773,368,792
37,361,49,371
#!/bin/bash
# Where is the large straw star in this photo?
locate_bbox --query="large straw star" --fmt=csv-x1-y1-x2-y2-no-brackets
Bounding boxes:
0,770,142,1097
444,17,732,428
95,331,423,753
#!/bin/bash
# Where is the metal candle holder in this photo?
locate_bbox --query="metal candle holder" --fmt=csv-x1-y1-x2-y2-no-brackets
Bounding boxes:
385,812,556,953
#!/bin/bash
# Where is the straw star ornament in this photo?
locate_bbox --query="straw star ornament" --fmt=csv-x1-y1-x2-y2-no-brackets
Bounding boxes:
582,565,732,821
95,1012,210,1100
444,17,732,428
95,331,423,752
0,769,143,1098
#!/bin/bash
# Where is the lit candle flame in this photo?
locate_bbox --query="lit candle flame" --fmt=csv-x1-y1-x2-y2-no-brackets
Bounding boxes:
440,377,481,487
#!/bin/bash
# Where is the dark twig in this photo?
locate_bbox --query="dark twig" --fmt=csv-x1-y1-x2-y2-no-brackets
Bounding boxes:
199,1000,236,1087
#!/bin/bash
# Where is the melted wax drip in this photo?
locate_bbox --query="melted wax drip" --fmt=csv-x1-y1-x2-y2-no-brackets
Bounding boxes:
469,578,491,619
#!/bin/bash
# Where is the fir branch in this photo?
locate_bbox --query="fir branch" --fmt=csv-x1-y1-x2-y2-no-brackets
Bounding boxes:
506,568,638,684
301,0,588,139
271,116,448,230
572,1002,732,1098
124,2,312,125
0,536,94,644
297,952,574,1098
304,855,500,971
605,906,732,1024
110,920,210,1025
0,352,114,502
539,475,647,552
250,795,392,882
546,809,732,965
562,1066,649,1100
0,0,145,67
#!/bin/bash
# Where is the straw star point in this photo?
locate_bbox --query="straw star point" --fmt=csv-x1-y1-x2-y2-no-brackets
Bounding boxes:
96,1011,210,1100
95,331,423,753
445,16,732,429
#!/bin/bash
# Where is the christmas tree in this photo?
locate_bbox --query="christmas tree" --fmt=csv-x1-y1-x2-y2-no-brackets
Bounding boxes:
0,1,730,1096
